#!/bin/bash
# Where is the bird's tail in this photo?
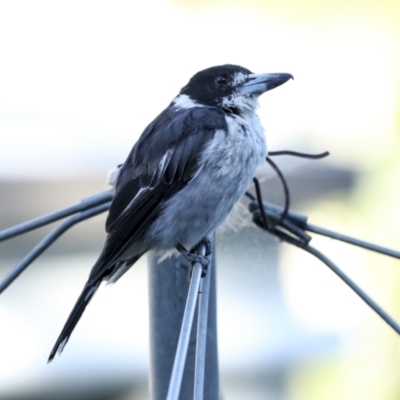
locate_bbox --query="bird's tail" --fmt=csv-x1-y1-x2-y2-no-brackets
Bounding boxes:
48,281,100,363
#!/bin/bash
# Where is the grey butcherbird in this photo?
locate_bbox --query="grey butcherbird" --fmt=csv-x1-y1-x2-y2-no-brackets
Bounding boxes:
48,64,293,362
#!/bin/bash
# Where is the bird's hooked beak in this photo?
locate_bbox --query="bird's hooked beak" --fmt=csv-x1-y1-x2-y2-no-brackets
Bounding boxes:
238,73,294,96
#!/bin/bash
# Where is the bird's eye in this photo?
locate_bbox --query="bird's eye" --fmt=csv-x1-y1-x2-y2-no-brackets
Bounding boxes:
216,75,228,85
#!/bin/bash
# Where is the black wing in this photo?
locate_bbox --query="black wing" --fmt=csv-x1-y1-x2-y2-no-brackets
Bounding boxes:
48,106,227,362
89,106,227,282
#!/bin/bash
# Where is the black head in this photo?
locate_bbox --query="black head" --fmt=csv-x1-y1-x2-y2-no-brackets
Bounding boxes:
180,64,252,108
176,64,293,114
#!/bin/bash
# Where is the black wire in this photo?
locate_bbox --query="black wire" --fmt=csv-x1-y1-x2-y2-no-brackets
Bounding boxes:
252,178,269,230
269,150,330,159
245,191,255,201
248,150,329,227
249,158,291,230
266,157,290,227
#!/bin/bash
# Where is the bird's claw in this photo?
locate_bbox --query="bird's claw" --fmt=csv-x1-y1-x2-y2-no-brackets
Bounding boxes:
197,237,213,257
176,243,211,278
185,254,210,278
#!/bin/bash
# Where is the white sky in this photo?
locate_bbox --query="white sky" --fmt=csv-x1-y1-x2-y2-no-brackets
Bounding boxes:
0,0,399,178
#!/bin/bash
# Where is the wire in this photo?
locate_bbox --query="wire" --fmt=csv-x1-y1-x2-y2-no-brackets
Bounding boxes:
248,150,329,228
269,150,330,159
266,157,290,226
0,190,113,242
249,198,400,335
305,223,400,260
247,146,400,335
282,235,400,334
245,191,255,201
252,178,269,230
0,202,111,294
251,158,291,232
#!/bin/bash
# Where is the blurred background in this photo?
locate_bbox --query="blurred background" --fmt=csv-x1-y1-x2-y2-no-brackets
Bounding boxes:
1,0,400,399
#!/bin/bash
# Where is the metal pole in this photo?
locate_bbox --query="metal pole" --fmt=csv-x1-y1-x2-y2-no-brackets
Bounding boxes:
148,241,219,400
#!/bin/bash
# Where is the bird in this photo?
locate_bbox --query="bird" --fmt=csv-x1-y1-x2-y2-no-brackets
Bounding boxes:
48,64,293,362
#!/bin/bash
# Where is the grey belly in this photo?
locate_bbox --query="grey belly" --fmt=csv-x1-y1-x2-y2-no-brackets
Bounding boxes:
147,167,253,250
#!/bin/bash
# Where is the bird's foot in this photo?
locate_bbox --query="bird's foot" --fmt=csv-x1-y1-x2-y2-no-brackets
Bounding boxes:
194,237,213,257
187,254,210,278
176,243,211,278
